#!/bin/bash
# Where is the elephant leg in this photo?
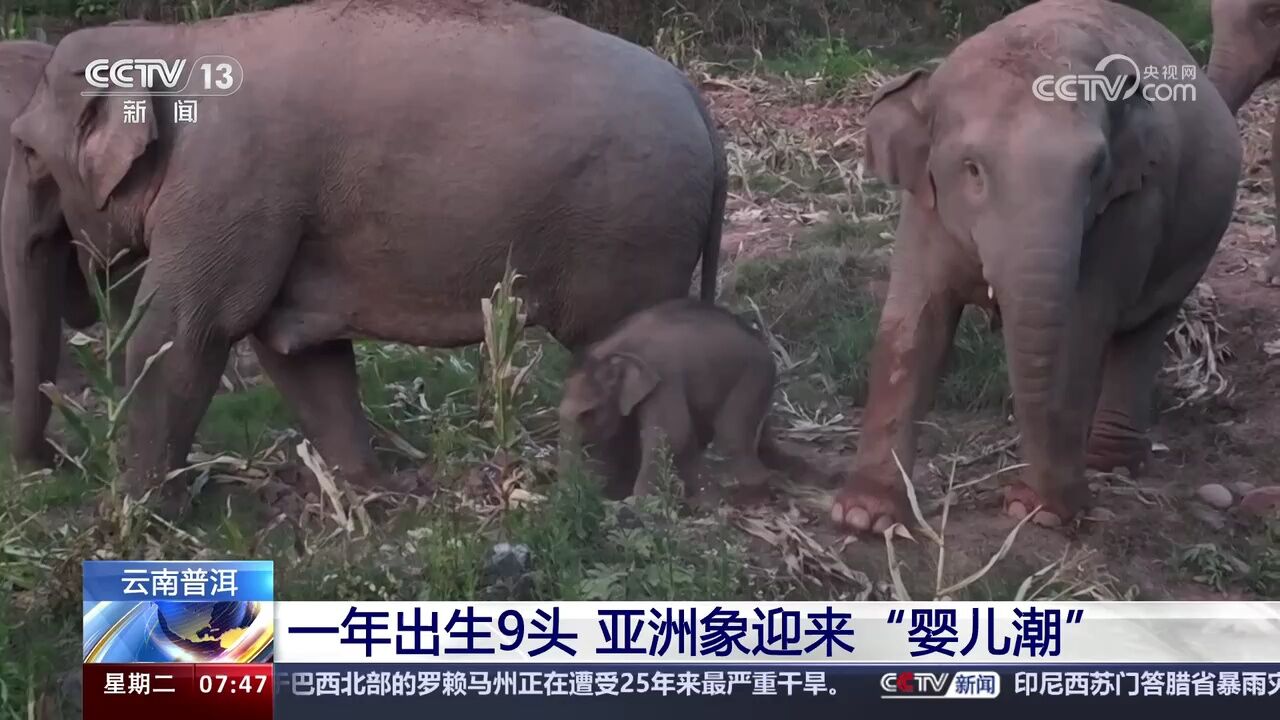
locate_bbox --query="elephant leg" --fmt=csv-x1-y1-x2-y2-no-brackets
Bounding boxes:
588,429,642,500
1086,305,1180,476
1000,192,1169,526
0,307,12,404
832,204,972,533
712,375,776,490
248,337,388,490
633,394,700,498
123,278,232,499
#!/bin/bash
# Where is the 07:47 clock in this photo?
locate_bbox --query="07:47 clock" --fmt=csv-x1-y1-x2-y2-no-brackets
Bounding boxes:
197,669,270,694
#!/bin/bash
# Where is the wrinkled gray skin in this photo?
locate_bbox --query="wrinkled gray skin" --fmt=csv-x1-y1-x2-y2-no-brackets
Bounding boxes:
1208,0,1280,283
559,299,778,500
0,40,135,407
834,0,1241,533
3,0,725,494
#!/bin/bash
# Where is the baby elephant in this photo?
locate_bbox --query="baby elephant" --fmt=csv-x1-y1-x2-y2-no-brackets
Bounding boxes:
559,298,780,500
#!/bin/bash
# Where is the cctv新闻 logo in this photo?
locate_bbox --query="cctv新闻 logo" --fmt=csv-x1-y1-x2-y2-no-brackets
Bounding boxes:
1032,53,1197,103
85,59,187,90
879,670,1001,699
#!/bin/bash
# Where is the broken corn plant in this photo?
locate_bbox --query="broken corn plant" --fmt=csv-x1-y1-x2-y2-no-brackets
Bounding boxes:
40,243,170,534
480,255,538,453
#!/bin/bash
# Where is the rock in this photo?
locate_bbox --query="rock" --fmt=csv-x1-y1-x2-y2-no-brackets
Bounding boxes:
1231,481,1257,497
1188,504,1227,530
1240,486,1280,518
485,543,531,581
479,543,535,601
1196,483,1233,510
615,503,643,530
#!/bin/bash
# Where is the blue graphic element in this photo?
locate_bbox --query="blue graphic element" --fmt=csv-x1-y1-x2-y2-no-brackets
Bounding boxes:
82,599,274,663
83,560,273,601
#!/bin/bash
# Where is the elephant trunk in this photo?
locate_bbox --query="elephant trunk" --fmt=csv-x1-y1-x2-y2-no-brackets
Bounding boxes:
982,211,1087,501
1,155,66,465
1207,41,1264,115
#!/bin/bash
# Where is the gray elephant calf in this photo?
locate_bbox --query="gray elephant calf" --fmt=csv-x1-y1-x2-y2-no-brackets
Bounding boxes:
559,299,780,500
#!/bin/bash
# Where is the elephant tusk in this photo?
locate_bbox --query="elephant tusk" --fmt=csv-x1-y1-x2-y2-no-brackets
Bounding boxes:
987,285,995,301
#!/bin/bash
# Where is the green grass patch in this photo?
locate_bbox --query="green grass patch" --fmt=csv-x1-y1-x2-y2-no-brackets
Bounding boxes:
1177,519,1280,597
761,36,885,93
199,384,291,456
1130,0,1212,61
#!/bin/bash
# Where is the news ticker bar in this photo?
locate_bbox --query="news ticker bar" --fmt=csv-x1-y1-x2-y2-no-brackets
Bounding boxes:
84,664,1280,719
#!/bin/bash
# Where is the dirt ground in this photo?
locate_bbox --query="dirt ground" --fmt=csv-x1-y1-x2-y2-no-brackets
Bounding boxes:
698,71,1280,601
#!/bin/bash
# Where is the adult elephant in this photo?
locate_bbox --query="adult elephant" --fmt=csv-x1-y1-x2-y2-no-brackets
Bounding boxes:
1208,0,1280,284
0,40,135,407
832,0,1241,532
2,0,725,494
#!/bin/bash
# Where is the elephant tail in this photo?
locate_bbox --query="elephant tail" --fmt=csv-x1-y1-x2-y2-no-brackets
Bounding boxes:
690,84,726,304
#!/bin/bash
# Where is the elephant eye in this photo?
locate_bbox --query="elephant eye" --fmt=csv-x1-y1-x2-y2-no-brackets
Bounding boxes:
963,160,981,178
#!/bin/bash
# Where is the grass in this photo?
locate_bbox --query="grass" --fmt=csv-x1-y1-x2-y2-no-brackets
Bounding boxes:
1130,0,1213,62
761,36,885,93
1177,519,1280,596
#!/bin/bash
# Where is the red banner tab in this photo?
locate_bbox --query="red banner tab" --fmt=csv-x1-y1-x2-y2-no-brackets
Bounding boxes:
83,664,272,720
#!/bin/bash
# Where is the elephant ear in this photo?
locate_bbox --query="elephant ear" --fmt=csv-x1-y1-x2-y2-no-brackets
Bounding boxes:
1103,74,1158,208
606,353,660,417
77,93,158,210
864,68,936,208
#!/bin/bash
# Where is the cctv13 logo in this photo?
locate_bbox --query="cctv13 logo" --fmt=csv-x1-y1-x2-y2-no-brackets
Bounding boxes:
879,671,1001,699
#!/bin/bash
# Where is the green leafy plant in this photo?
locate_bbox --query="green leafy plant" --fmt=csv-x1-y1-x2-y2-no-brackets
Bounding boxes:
652,4,704,71
479,256,538,454
40,242,170,541
74,0,114,20
181,0,233,22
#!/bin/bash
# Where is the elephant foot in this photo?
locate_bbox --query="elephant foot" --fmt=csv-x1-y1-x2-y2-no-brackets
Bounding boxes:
100,470,190,521
1258,248,1280,286
13,437,57,470
830,474,908,534
1085,432,1151,477
1002,481,1086,528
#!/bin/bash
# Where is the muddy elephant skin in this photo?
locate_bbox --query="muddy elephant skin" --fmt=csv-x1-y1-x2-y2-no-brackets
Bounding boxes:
833,0,1242,532
1208,0,1280,283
